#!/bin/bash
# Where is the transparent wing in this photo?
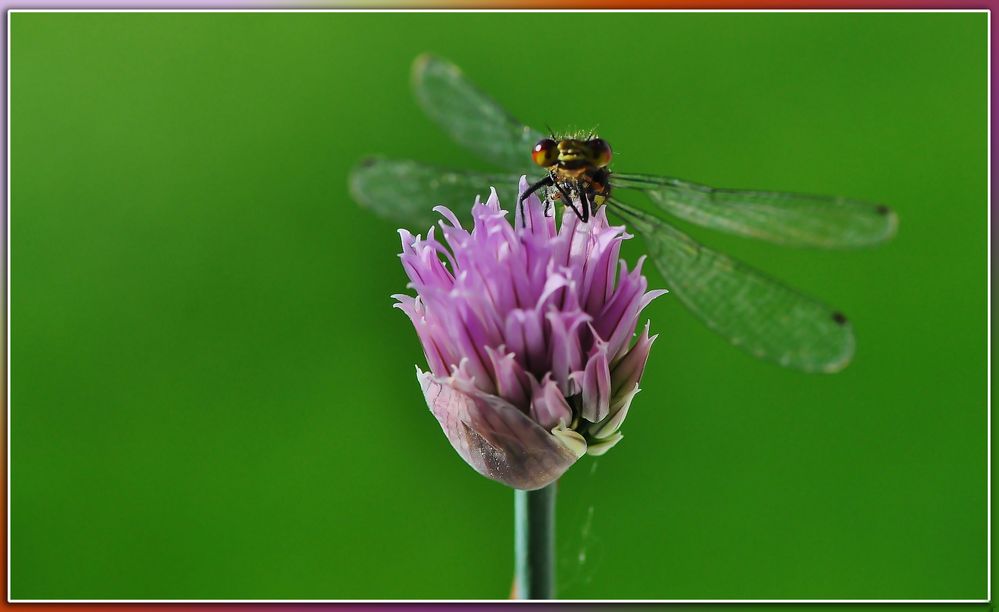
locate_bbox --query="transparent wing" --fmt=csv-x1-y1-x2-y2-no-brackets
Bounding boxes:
612,172,897,249
607,197,854,373
411,54,544,173
349,157,531,229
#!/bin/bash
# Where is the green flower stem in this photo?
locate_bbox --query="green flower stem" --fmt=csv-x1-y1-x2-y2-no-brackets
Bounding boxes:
514,482,556,599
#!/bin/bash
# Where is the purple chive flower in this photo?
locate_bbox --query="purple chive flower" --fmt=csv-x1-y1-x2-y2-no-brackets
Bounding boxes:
394,179,665,490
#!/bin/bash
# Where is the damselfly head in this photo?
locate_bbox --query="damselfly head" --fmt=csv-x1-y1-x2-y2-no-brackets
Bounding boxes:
530,137,614,171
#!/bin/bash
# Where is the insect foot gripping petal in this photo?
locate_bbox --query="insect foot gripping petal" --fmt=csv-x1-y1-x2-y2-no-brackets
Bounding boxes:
396,180,664,489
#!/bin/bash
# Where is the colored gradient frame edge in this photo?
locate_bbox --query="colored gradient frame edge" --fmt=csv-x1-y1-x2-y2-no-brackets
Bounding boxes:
1,2,992,609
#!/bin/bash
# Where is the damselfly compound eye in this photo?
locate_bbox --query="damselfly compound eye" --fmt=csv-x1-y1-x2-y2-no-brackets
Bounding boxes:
589,138,613,167
532,139,559,167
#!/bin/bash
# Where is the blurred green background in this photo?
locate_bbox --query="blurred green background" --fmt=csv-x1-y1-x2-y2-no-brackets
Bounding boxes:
10,12,987,600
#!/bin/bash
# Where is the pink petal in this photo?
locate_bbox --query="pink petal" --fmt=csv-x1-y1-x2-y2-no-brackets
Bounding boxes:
546,309,591,394
529,374,574,430
581,344,611,423
504,308,547,374
486,345,531,411
611,320,658,396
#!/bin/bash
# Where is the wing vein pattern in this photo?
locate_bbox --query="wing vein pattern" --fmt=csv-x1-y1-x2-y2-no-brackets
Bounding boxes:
608,197,855,372
612,172,898,249
350,158,526,228
411,54,543,173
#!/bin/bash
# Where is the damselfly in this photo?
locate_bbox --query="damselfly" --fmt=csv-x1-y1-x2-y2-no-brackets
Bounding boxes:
350,55,897,374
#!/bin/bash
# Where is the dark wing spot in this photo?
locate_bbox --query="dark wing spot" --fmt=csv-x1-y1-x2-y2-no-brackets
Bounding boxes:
876,205,890,216
831,311,848,325
360,157,377,168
